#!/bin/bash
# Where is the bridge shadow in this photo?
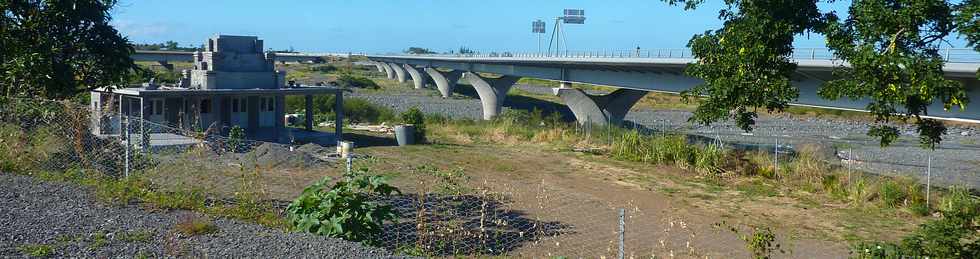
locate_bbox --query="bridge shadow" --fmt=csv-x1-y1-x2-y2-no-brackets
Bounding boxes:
377,193,571,256
340,131,398,147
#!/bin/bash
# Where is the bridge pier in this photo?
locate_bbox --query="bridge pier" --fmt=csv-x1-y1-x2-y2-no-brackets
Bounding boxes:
381,63,395,79
402,64,429,89
157,61,175,71
373,62,384,73
388,62,407,83
555,88,647,125
425,68,463,98
463,72,521,120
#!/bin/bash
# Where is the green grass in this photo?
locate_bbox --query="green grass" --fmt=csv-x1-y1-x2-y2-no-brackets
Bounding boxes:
17,244,53,257
118,230,155,243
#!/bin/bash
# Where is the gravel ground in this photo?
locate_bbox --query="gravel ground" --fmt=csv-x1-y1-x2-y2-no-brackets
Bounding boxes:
0,173,405,258
349,83,980,189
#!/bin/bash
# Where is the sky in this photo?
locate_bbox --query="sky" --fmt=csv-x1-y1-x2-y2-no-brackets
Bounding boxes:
110,0,970,54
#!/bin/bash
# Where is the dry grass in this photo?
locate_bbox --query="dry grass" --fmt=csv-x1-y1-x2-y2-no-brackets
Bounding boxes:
174,213,218,236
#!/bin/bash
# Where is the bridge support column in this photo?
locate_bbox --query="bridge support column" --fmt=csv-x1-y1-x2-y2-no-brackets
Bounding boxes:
157,61,175,71
388,62,407,83
463,72,521,120
381,63,395,80
373,62,384,73
403,64,428,89
555,88,647,125
424,68,463,98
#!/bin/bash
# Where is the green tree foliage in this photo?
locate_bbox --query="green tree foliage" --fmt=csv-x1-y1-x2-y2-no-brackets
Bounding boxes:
405,47,436,54
286,169,400,245
0,0,139,99
132,40,201,51
682,0,824,132
821,0,970,148
665,0,980,148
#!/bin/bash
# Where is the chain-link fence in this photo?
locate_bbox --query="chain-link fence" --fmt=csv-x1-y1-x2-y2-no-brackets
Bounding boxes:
2,96,976,258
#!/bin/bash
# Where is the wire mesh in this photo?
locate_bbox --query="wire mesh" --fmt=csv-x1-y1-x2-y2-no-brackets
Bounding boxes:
2,96,978,258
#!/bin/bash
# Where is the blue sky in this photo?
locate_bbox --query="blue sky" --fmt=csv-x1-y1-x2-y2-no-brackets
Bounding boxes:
111,0,968,53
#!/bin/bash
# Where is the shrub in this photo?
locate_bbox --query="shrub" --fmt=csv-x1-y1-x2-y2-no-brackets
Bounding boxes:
855,187,980,258
309,64,338,73
286,169,400,245
345,98,396,124
336,74,379,89
401,107,425,142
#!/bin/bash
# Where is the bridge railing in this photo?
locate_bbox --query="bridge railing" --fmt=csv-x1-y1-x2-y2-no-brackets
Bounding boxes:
382,47,980,63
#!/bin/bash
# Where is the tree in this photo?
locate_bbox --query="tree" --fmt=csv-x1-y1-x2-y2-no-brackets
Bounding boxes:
405,47,435,54
665,0,980,148
1,0,139,99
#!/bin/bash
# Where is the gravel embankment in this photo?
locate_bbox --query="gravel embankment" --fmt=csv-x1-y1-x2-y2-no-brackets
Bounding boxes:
349,83,980,189
0,174,405,258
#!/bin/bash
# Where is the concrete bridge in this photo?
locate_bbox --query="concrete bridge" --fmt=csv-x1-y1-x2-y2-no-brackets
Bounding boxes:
365,49,980,125
131,50,353,69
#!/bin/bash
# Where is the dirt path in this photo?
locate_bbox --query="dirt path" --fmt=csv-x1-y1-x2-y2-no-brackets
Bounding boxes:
362,144,855,258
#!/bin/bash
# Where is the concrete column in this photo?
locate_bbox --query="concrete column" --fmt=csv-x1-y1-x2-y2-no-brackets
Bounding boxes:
424,68,463,98
388,62,407,83
463,72,521,120
334,90,343,145
381,63,395,79
403,64,428,89
555,88,648,125
275,95,285,142
304,95,314,131
373,62,384,72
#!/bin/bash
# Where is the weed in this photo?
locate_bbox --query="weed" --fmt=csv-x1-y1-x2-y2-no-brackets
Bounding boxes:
286,168,400,245
17,244,54,257
743,227,781,259
878,181,907,207
414,165,470,195
118,229,155,243
174,214,218,236
89,231,109,249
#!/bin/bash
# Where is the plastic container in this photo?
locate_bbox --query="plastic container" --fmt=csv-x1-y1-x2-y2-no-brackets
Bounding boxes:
394,125,415,146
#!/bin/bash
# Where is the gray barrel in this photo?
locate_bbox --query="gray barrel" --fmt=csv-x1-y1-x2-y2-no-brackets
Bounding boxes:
394,125,415,146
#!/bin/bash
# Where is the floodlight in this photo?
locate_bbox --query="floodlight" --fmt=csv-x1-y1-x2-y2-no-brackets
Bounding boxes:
563,9,585,24
532,20,546,33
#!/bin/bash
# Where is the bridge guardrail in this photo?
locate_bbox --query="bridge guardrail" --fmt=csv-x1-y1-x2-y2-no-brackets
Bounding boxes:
377,47,980,63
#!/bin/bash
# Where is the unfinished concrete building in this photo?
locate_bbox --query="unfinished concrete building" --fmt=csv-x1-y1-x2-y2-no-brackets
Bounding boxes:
91,35,342,147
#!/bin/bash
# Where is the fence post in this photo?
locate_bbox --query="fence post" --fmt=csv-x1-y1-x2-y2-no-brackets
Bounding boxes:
847,146,852,185
773,135,779,174
926,154,932,210
346,152,353,174
618,208,625,259
124,115,130,178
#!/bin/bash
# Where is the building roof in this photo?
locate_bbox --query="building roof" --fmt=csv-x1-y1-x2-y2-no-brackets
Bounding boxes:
94,85,342,97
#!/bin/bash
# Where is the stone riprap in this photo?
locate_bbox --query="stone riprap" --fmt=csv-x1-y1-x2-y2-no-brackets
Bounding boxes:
0,174,406,258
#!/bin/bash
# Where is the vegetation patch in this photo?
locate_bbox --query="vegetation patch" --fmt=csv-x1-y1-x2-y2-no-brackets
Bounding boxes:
174,214,219,236
286,168,400,245
17,244,54,257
